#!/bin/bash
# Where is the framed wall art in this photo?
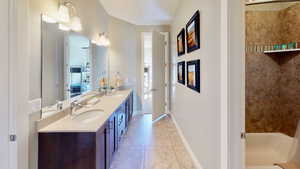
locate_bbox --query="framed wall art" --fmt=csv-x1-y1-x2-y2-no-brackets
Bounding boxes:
186,10,200,53
177,28,185,56
177,61,185,85
187,60,200,93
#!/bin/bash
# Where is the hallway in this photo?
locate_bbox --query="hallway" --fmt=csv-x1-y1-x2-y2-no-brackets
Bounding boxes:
109,114,196,169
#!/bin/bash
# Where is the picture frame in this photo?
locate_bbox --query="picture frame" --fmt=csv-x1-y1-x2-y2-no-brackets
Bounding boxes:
177,61,185,85
177,29,186,56
187,60,200,93
186,10,200,53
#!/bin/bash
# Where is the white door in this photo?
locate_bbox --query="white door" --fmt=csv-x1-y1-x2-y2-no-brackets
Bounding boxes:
64,33,71,99
152,32,166,120
0,0,10,168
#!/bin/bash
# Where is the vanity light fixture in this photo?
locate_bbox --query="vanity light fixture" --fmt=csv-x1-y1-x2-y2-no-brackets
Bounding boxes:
93,33,110,47
70,16,82,32
57,1,82,32
57,4,70,23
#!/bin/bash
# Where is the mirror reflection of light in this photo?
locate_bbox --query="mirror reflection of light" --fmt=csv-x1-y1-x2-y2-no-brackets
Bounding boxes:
58,24,71,31
42,14,57,23
92,33,110,47
70,16,82,32
58,4,70,23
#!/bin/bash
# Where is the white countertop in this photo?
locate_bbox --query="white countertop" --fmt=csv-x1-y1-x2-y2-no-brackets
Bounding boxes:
38,89,132,133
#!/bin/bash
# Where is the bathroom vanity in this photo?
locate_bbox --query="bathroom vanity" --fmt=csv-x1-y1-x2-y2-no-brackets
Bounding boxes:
38,90,133,169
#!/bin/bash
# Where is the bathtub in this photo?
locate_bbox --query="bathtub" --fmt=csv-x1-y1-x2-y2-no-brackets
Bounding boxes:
246,133,296,169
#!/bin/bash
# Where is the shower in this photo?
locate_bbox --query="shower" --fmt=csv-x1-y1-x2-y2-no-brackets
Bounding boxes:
245,1,300,169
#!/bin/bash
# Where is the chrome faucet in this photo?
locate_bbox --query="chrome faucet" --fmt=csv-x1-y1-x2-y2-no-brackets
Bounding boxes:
70,100,92,116
56,100,63,110
70,100,84,116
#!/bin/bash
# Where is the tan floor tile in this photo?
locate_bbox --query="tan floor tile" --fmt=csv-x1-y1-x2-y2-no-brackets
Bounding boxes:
172,145,196,169
110,146,144,169
110,114,195,169
144,146,181,169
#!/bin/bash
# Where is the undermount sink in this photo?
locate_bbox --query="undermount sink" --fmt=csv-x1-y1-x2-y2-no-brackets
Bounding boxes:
111,94,124,97
72,109,104,124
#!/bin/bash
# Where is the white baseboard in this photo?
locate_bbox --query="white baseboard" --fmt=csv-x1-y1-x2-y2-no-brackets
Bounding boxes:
170,114,203,169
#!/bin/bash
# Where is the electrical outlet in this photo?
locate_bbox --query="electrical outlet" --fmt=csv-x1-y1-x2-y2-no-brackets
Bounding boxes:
28,98,42,114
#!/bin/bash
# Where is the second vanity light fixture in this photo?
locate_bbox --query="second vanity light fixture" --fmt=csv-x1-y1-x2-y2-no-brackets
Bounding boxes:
58,1,82,32
92,33,111,47
43,0,82,32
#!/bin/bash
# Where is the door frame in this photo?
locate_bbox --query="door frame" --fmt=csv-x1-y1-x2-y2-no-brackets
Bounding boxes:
1,0,12,169
7,0,30,169
221,0,245,169
140,32,170,114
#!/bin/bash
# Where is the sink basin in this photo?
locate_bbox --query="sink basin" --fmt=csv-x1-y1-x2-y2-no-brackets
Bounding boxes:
86,97,101,105
111,94,124,97
73,109,104,124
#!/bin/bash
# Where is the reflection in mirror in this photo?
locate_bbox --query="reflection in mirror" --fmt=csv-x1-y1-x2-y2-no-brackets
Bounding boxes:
41,18,108,119
66,33,92,98
91,44,108,91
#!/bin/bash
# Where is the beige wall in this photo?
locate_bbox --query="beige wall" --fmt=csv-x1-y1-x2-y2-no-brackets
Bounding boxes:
108,17,170,112
108,16,141,110
170,0,221,168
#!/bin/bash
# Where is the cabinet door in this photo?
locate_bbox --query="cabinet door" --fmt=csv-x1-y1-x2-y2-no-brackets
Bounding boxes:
114,113,119,150
96,128,106,169
106,115,115,168
125,98,129,128
128,93,133,121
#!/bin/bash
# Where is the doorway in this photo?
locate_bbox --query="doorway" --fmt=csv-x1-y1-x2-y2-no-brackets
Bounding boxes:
142,32,153,114
141,32,169,120
244,1,300,169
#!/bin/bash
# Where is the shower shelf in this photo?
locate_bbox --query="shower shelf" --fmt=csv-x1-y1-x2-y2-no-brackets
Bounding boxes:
264,48,300,54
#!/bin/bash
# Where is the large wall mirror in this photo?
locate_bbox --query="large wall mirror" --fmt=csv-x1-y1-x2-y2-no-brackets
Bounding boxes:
41,16,108,118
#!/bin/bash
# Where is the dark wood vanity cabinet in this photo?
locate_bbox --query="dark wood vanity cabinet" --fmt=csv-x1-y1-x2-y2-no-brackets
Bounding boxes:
38,127,107,169
38,92,133,169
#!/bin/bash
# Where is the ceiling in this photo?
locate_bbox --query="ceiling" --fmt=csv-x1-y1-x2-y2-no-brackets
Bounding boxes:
98,0,180,25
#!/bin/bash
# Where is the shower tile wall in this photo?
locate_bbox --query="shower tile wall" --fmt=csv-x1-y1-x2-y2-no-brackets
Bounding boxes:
246,3,300,136
279,4,300,136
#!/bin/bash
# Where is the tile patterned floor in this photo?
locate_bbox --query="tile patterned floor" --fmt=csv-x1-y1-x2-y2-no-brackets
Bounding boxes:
110,114,196,169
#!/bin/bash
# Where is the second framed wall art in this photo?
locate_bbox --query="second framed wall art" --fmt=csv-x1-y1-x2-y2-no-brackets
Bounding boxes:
177,61,185,85
187,60,200,93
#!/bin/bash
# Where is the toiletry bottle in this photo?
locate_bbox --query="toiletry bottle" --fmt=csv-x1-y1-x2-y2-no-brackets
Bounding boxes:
115,72,122,89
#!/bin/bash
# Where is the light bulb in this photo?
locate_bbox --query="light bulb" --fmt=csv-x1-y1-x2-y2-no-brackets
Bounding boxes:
58,24,70,31
71,16,82,32
58,5,70,23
